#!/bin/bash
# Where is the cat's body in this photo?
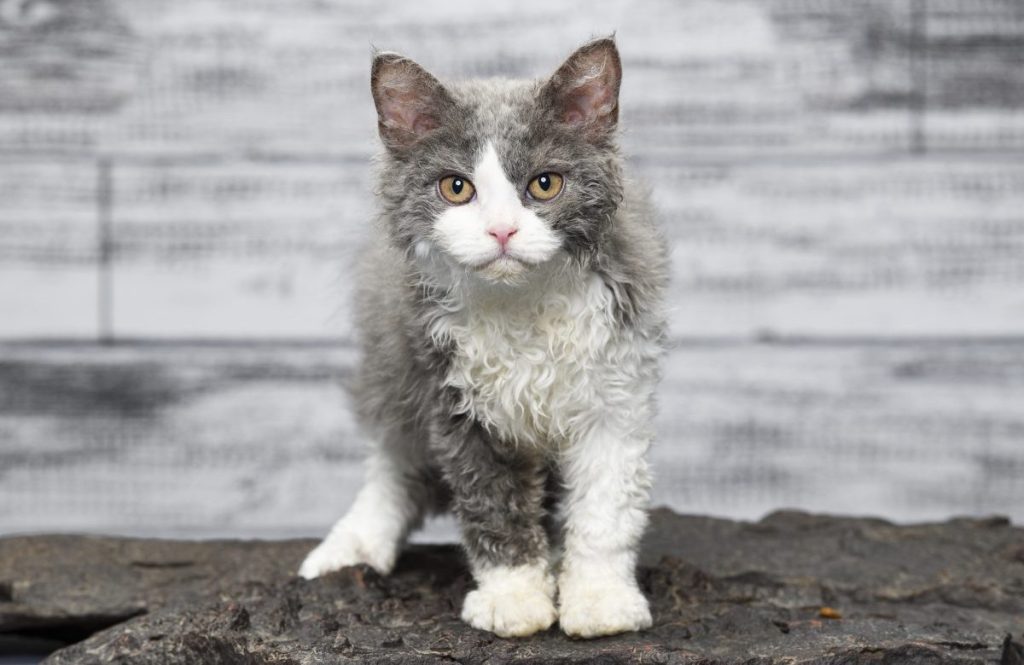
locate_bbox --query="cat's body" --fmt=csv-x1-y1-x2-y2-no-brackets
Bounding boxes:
300,38,668,639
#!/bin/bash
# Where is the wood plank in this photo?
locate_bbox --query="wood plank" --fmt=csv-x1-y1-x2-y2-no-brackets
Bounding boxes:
649,156,1024,337
1,0,915,156
0,267,99,338
4,0,1020,341
107,161,369,338
0,162,99,338
4,156,1022,341
0,344,361,536
923,0,1024,149
112,156,1024,340
0,341,1021,536
622,0,915,157
0,0,137,113
657,341,1024,522
111,259,353,339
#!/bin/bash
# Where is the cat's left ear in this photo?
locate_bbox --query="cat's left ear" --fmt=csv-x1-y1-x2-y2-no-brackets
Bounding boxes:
541,37,622,138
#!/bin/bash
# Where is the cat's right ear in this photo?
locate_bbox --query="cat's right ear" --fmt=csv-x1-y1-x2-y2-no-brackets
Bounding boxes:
371,52,454,151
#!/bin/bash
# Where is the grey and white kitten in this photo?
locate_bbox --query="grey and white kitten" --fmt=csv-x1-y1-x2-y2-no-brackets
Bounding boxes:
299,37,668,639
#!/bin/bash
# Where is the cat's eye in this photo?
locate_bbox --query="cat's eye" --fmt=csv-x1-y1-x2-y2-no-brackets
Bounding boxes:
526,173,564,201
438,175,475,205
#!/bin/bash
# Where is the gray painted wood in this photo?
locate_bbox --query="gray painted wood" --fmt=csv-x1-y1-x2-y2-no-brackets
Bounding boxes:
1,0,1022,531
1,342,1021,536
0,0,923,339
923,0,1024,149
2,0,1022,340
0,0,921,156
5,155,1024,339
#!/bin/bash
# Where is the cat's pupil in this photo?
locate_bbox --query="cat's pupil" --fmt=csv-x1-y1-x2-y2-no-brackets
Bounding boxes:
538,175,550,190
452,179,463,194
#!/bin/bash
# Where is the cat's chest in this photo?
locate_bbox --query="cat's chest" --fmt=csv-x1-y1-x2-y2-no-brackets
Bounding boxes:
440,273,620,447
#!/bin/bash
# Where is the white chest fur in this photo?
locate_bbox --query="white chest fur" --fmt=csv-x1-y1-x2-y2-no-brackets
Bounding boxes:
434,267,657,449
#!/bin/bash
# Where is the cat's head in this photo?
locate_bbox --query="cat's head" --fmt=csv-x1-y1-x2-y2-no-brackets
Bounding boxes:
371,38,624,285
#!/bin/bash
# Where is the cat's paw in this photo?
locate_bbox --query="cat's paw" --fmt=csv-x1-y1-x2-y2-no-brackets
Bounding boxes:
460,565,557,638
298,524,398,579
558,578,652,638
461,587,557,638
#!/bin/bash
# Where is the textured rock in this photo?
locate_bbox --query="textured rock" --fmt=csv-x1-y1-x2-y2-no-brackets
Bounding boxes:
1,510,1022,664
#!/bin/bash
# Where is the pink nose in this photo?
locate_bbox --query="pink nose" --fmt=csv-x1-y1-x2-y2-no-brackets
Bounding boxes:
488,225,518,248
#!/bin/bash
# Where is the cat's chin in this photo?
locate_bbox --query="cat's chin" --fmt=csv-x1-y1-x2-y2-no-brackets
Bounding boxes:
474,256,530,284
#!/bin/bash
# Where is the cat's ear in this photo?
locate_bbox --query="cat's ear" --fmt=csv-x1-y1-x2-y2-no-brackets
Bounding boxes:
541,37,622,137
371,52,454,150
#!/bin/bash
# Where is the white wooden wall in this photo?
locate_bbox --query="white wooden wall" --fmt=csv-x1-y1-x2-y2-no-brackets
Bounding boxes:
1,0,1022,534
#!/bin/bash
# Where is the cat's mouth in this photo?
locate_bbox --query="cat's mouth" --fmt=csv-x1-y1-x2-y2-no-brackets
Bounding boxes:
473,255,530,282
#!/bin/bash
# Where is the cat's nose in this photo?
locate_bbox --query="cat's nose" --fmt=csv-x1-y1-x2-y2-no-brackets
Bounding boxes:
487,225,518,249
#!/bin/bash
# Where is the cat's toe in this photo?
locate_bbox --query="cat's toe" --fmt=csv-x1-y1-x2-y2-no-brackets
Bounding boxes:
298,541,354,579
558,580,652,638
297,529,397,579
461,586,557,638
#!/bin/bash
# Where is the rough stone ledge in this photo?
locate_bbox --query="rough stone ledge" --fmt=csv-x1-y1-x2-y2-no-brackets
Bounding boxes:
1,509,1022,664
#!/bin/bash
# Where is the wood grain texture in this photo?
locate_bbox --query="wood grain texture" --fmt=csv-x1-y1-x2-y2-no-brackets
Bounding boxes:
0,0,917,156
0,0,1021,532
922,0,1024,150
7,0,1024,341
1,342,1020,536
4,154,1023,340
0,0,138,114
0,161,99,337
107,161,365,337
657,156,1024,337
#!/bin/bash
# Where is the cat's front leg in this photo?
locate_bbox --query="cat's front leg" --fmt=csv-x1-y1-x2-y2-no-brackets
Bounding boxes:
299,440,428,579
557,423,654,638
434,417,556,638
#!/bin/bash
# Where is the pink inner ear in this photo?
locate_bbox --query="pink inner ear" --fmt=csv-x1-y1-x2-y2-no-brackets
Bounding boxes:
563,78,614,125
380,86,436,136
412,115,439,134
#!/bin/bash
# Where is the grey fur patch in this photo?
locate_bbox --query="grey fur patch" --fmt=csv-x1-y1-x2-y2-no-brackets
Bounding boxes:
430,400,550,566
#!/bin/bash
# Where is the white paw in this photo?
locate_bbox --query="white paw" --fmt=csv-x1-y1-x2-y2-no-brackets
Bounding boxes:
460,564,557,638
558,579,652,638
461,586,557,638
298,525,398,579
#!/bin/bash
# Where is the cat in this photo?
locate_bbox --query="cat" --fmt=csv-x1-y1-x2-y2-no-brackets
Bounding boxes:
299,37,668,639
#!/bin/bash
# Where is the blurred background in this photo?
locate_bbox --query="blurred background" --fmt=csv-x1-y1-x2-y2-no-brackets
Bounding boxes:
1,0,1023,539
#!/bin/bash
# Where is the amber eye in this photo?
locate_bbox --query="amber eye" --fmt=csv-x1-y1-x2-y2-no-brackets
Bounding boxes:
527,173,564,201
438,175,475,205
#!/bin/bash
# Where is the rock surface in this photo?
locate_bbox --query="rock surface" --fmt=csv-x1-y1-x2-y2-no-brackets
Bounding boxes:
1,509,1023,664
